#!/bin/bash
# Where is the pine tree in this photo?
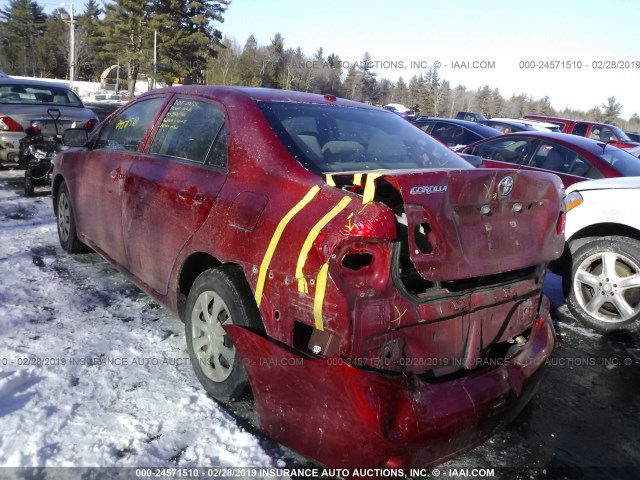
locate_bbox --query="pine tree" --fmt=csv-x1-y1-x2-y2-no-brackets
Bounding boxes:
77,0,104,81
0,0,47,75
151,0,230,85
601,97,622,124
101,0,152,98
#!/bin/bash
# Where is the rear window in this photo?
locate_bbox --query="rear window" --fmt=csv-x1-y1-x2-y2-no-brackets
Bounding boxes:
0,83,83,107
259,102,472,173
599,147,640,176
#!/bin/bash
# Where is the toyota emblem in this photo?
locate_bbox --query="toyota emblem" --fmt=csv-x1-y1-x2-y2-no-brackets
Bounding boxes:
498,176,514,196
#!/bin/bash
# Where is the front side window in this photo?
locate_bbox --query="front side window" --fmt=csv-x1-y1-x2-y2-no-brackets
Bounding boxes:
93,97,165,151
150,98,226,164
589,126,617,142
94,97,165,151
467,137,531,165
259,102,472,173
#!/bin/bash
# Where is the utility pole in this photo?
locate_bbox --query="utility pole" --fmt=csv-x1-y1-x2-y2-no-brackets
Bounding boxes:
69,3,75,89
153,29,157,90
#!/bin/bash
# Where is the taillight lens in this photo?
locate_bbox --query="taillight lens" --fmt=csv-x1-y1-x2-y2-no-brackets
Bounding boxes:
556,211,565,235
0,116,24,132
83,118,97,132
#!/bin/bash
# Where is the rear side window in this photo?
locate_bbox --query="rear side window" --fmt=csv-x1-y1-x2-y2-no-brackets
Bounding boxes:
94,97,165,151
572,123,588,137
431,122,465,146
529,142,598,178
150,98,226,164
468,137,531,165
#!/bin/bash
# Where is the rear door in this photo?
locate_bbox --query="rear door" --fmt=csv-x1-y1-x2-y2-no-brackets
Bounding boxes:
122,96,228,295
73,96,167,267
525,140,599,186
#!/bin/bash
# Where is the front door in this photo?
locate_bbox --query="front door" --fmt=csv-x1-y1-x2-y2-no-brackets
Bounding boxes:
74,96,167,267
122,97,229,295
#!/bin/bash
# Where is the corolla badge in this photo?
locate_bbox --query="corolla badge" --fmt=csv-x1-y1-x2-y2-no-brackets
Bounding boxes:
410,185,448,195
498,176,514,196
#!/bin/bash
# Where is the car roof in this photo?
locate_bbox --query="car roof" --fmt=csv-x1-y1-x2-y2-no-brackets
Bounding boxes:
469,131,625,155
138,85,375,110
415,117,502,134
0,77,72,90
525,114,621,130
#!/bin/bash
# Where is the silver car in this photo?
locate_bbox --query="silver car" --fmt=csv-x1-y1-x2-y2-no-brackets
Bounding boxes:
0,78,98,164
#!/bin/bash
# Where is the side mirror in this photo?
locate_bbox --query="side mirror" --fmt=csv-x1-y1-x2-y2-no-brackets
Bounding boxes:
62,128,88,147
458,153,484,167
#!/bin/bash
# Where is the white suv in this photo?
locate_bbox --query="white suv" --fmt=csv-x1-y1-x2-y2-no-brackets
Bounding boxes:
551,177,640,332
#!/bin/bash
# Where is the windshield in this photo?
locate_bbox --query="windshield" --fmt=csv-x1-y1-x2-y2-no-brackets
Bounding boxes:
599,146,640,176
259,101,472,174
0,83,83,107
611,125,632,142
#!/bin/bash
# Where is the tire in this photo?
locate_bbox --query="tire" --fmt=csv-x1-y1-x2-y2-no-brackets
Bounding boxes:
185,265,263,402
24,169,35,197
565,236,640,333
55,182,89,253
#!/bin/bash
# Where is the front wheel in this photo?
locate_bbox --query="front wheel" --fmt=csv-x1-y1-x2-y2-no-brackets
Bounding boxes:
24,169,35,197
565,236,640,332
185,265,263,402
55,182,89,253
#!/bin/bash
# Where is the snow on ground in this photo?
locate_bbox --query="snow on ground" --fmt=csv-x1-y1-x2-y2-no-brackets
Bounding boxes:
0,169,291,471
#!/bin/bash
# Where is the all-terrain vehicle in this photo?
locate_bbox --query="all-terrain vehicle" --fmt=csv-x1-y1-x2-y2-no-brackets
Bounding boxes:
18,108,63,197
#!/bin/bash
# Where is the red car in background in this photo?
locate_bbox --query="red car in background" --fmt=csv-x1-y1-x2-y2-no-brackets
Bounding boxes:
463,131,640,187
53,86,564,468
523,115,640,157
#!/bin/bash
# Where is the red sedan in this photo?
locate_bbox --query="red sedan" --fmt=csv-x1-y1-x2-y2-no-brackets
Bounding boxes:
53,86,564,468
463,131,640,187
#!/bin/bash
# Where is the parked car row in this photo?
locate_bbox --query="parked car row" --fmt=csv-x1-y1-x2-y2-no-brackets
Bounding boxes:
9,83,640,469
523,115,640,157
462,131,640,187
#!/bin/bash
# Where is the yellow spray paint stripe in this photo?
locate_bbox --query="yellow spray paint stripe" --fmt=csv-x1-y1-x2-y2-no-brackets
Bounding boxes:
326,174,336,187
353,173,363,186
313,262,330,331
362,173,382,205
254,185,321,307
296,196,352,293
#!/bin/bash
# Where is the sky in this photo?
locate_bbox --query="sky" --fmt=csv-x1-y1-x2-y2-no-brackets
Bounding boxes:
219,0,640,119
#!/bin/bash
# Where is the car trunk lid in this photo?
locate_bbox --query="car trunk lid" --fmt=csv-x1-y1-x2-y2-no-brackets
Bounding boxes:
333,168,565,281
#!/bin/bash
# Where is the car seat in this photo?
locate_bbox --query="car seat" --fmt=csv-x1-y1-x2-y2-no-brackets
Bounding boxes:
540,148,565,171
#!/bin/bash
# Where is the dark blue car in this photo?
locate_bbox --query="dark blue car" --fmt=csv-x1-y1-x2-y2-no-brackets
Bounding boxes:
413,118,502,150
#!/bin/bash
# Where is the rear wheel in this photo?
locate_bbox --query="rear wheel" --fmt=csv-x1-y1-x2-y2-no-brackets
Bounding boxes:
185,265,263,402
565,236,640,332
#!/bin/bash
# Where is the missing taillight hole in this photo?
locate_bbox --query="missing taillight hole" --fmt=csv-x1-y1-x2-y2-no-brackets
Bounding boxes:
342,253,373,271
414,223,434,254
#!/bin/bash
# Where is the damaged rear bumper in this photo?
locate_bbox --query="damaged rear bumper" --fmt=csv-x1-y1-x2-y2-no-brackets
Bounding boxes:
225,312,555,468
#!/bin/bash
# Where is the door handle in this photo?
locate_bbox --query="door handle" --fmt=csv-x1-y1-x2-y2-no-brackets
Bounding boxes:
178,187,204,204
110,167,126,181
